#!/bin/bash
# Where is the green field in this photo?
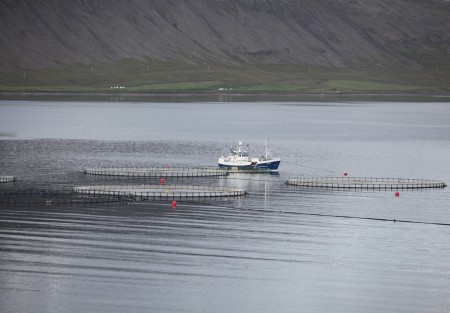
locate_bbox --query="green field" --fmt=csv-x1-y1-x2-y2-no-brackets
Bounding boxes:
0,59,449,94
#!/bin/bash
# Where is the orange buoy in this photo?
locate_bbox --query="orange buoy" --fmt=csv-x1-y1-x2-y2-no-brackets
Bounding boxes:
171,200,177,209
160,178,165,185
395,191,400,197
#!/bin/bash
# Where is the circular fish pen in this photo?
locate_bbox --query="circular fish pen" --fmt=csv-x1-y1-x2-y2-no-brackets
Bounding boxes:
0,189,127,207
84,167,228,178
0,176,15,183
73,184,247,201
286,177,447,190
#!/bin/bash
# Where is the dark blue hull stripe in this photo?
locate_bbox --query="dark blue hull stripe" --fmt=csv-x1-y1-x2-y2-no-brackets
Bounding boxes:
218,160,280,170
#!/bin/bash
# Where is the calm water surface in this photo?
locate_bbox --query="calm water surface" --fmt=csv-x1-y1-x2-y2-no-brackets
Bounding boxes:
1,99,450,313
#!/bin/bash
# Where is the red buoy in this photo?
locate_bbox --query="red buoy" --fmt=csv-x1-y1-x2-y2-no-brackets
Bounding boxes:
160,178,165,185
344,172,348,176
395,191,400,197
171,200,177,209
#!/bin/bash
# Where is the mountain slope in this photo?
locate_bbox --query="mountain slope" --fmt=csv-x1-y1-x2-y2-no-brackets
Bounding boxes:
0,0,449,93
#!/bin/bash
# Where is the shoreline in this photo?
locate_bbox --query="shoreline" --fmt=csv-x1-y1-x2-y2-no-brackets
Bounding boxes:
1,91,449,97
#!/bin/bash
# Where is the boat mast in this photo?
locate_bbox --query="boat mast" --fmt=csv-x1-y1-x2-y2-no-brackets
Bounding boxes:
265,138,268,159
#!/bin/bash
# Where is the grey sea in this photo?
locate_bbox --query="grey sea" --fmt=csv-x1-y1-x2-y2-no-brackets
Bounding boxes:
1,97,450,313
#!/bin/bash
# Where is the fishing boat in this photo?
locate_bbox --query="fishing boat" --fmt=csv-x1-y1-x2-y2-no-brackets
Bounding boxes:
218,140,281,172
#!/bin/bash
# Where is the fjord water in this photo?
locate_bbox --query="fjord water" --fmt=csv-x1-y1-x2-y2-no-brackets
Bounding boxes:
1,99,450,313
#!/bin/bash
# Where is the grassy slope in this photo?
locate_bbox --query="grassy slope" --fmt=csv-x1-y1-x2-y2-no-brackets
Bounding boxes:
1,1,449,94
0,58,449,94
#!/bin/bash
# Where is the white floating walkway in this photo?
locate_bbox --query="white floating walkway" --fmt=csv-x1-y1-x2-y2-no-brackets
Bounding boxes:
84,167,228,178
73,184,247,200
0,176,15,183
287,177,447,190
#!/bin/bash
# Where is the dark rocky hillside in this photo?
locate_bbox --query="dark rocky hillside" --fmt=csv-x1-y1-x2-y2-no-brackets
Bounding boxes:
0,0,449,93
1,0,449,70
